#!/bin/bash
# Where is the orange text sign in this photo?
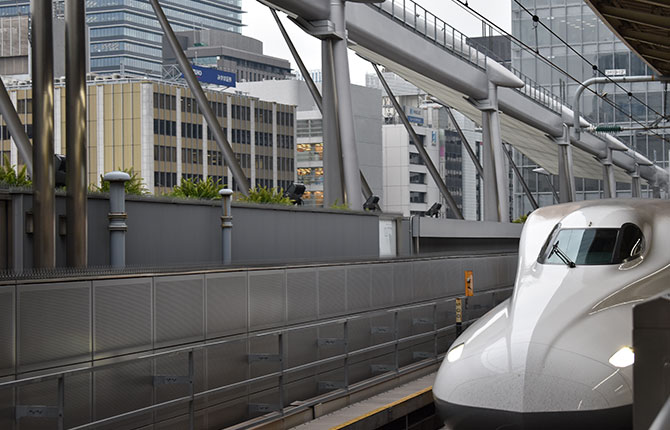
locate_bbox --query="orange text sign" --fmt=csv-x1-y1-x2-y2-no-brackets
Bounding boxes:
464,270,474,297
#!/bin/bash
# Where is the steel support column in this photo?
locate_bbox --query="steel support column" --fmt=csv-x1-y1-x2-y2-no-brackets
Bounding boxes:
478,82,508,222
65,0,87,268
0,78,32,174
481,112,498,221
486,82,509,222
601,147,616,198
503,143,538,210
273,8,373,202
321,39,345,206
149,0,250,194
631,165,642,198
557,124,576,203
373,63,462,219
32,0,56,268
330,0,363,209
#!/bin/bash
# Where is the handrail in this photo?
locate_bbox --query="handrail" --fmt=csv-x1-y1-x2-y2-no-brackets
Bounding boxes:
368,0,566,114
1,285,513,430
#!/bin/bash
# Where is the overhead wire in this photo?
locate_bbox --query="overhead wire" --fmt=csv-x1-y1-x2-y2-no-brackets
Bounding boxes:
513,0,666,121
448,0,670,146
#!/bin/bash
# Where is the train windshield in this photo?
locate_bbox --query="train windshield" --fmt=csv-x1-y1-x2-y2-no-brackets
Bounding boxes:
539,223,644,266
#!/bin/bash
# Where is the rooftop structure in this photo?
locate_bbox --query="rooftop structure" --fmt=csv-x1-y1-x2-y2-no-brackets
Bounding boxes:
163,29,293,83
0,0,244,77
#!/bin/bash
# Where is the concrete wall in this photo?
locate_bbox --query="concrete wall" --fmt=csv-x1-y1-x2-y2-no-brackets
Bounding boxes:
4,191,385,271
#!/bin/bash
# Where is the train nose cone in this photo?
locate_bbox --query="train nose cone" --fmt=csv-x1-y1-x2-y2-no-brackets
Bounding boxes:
434,342,632,430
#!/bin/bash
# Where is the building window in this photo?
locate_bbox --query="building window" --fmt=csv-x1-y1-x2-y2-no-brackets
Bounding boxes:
409,172,426,184
410,191,426,203
409,152,425,165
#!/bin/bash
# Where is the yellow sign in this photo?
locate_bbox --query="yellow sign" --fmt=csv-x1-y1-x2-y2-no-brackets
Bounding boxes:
465,270,474,297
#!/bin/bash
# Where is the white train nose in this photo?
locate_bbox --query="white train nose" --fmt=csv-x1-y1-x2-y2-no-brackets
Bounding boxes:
433,342,633,430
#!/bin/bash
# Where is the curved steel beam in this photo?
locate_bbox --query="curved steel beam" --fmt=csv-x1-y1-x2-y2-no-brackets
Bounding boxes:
266,0,669,187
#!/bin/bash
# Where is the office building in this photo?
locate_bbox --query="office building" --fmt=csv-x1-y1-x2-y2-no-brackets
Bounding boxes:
0,15,77,78
0,76,295,194
163,29,292,83
0,0,243,77
236,79,383,207
367,69,482,219
511,0,665,216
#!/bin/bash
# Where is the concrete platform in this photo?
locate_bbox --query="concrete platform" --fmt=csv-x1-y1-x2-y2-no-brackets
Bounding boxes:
291,373,437,430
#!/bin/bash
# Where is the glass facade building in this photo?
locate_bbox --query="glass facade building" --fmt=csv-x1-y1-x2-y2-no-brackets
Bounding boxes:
0,0,243,77
511,0,667,217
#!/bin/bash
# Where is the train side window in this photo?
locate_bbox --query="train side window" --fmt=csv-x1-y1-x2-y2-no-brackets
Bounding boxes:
616,223,645,262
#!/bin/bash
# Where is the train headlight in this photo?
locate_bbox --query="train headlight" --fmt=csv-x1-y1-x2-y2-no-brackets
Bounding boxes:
447,343,464,363
609,346,634,368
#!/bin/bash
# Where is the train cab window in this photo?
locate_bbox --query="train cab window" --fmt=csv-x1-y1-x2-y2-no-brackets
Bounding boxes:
615,223,645,262
538,223,645,266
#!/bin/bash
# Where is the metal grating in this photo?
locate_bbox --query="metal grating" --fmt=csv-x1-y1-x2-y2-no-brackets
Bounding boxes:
248,270,286,330
286,327,318,373
16,373,92,430
153,351,205,423
286,269,317,323
206,396,249,430
444,258,463,296
205,340,249,406
154,275,205,348
346,265,371,313
0,254,518,430
18,281,91,371
348,317,373,352
393,262,413,305
317,268,346,317
0,376,12,429
429,260,445,298
206,273,248,338
93,359,153,430
248,335,280,394
371,264,394,308
0,286,14,377
93,278,152,359
412,260,433,301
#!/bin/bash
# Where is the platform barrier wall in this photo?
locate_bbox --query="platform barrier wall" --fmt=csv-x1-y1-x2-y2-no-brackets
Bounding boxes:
0,253,517,430
1,191,389,271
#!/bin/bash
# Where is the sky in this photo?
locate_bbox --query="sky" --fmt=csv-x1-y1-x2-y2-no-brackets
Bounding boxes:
242,0,512,85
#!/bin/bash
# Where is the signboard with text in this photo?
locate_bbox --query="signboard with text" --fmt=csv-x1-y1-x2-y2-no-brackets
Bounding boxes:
187,64,236,87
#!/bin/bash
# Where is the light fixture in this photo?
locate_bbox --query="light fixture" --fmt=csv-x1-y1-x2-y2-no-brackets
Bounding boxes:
609,346,634,368
283,183,306,205
363,195,380,211
424,202,442,217
447,343,464,363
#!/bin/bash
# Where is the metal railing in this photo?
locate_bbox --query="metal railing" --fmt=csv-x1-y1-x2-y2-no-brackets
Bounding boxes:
0,287,510,430
368,0,566,114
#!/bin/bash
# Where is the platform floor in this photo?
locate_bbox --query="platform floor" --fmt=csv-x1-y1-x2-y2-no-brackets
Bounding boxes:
291,373,438,429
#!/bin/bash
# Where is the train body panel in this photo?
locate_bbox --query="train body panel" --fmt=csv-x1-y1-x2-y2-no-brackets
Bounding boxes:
433,199,670,430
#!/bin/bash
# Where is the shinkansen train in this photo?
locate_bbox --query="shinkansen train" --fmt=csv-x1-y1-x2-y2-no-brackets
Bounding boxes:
433,199,670,430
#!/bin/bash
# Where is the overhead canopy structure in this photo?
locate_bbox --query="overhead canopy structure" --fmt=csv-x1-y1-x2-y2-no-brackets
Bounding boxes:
267,0,668,188
585,0,670,76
